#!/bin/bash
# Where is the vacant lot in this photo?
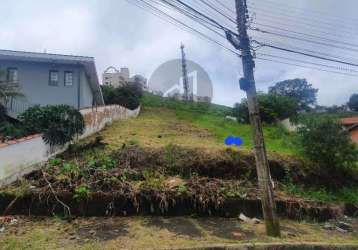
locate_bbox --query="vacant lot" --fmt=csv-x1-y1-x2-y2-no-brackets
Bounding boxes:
98,106,296,155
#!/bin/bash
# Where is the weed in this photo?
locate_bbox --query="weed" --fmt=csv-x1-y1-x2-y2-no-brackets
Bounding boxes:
141,170,165,190
59,162,80,176
176,184,188,195
48,158,62,167
73,186,91,201
101,155,116,170
219,184,247,198
283,183,358,204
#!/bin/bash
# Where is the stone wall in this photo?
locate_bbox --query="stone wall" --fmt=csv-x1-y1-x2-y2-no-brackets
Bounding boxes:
0,105,140,186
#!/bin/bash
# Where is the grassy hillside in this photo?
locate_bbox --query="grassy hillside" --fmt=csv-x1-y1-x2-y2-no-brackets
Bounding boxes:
140,93,297,155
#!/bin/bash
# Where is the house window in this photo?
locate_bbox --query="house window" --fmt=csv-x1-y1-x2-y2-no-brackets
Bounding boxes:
7,68,18,83
49,70,59,86
64,71,73,86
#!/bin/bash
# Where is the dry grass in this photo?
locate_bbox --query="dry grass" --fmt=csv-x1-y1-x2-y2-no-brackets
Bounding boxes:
99,107,223,150
0,216,357,250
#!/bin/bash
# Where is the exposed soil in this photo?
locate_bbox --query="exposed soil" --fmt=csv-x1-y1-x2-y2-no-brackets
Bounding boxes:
0,190,355,222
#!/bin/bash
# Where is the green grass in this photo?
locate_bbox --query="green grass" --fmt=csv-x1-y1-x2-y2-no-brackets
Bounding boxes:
283,183,358,204
141,92,298,155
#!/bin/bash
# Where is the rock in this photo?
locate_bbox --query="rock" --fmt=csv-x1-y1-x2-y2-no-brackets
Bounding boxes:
335,226,348,233
0,226,5,233
336,221,353,232
323,223,335,230
89,230,96,235
239,213,261,224
239,213,251,223
9,219,18,226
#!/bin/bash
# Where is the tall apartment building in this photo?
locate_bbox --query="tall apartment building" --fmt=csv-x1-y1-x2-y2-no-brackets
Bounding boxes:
102,66,147,89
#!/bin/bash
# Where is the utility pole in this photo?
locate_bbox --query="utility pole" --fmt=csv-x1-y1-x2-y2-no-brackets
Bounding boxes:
180,43,190,101
234,0,281,237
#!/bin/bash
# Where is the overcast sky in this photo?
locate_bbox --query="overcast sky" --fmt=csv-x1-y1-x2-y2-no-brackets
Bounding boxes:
1,0,357,107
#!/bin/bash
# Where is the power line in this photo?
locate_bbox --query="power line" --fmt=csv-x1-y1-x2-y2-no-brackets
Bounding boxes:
259,42,358,67
127,0,358,77
251,27,358,53
256,57,358,77
248,8,358,38
249,13,357,42
248,0,358,25
197,0,236,24
187,0,236,31
160,0,233,32
211,0,235,15
256,53,358,74
252,22,358,49
125,0,240,56
251,36,358,64
247,4,358,32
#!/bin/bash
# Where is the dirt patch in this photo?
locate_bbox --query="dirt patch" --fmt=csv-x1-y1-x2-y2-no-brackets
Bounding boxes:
196,217,256,240
75,217,129,241
143,217,203,238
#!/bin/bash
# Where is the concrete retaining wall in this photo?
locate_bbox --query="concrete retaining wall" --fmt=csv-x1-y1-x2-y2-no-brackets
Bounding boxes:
80,105,140,138
0,105,140,186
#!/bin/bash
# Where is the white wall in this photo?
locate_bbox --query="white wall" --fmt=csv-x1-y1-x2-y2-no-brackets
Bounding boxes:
0,105,140,186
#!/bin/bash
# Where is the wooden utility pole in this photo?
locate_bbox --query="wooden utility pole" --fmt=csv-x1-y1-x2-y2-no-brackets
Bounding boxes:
234,0,281,237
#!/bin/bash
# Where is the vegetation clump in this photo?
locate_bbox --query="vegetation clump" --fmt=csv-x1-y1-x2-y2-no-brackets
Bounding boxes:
101,83,142,110
269,78,318,111
297,117,358,170
295,117,358,189
20,105,85,146
234,92,298,124
348,93,358,111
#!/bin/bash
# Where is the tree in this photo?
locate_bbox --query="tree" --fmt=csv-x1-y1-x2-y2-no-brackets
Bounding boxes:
297,117,358,171
233,93,298,124
269,79,318,111
101,83,142,110
348,93,358,111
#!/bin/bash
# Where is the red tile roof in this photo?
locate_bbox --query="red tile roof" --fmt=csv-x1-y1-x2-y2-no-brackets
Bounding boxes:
340,117,358,125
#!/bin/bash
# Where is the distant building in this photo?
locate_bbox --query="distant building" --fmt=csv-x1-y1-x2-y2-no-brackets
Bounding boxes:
102,66,147,90
340,117,358,144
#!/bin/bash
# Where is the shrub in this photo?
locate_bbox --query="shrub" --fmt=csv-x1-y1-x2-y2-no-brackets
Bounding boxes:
0,103,6,122
296,117,358,170
0,122,27,139
233,93,298,124
101,83,142,110
20,105,85,146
